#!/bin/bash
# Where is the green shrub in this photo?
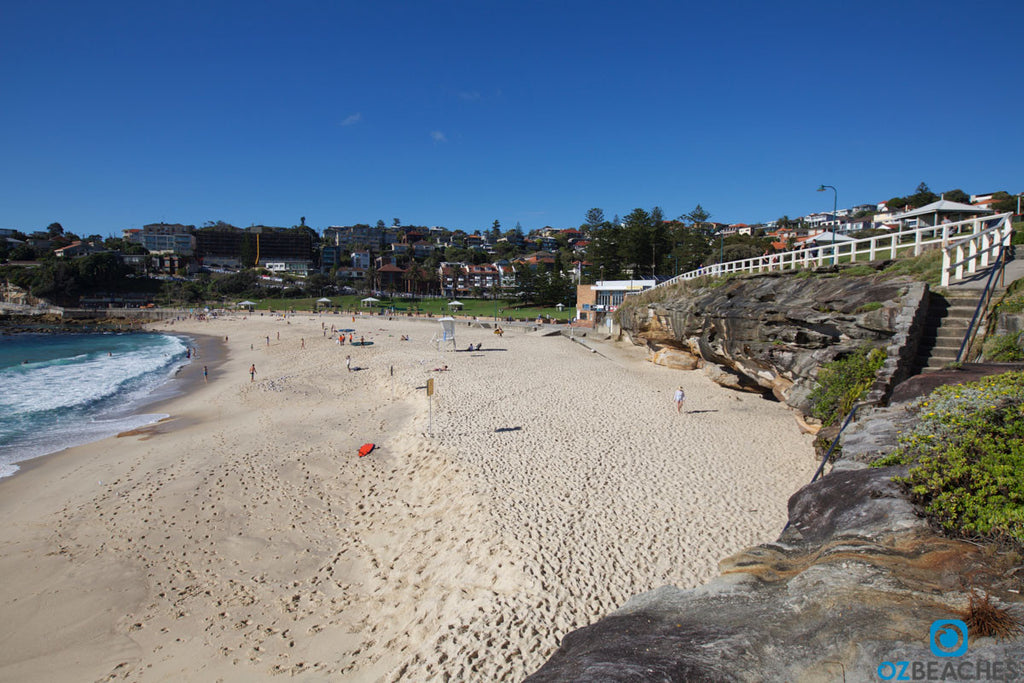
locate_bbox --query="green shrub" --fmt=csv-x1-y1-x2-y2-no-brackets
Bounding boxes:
855,301,884,313
881,372,1024,545
983,334,1024,362
808,346,887,426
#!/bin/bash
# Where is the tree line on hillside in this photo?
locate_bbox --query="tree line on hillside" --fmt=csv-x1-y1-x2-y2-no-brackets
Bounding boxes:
885,184,1018,213
582,205,772,280
0,253,150,307
5,186,1018,307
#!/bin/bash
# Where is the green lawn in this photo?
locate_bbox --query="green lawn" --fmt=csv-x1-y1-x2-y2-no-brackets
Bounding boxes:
247,295,575,322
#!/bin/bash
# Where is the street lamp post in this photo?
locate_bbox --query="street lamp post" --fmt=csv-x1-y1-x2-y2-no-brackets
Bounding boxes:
817,184,837,264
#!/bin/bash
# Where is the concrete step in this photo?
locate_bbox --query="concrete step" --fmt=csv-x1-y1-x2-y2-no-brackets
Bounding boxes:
921,331,966,344
926,309,974,320
926,312,973,322
923,356,960,370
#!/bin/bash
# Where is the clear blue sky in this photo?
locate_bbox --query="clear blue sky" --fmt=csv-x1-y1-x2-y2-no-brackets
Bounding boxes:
2,0,1021,237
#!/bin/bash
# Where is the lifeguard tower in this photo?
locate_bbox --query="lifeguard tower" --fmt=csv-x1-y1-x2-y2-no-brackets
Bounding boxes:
432,316,457,352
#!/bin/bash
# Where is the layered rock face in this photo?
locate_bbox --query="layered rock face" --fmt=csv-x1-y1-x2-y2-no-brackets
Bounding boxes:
618,273,928,414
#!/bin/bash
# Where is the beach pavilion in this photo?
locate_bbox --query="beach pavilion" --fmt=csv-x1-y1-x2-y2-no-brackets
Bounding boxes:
803,231,856,246
315,297,333,311
360,296,380,307
892,199,992,228
237,300,257,311
447,300,464,311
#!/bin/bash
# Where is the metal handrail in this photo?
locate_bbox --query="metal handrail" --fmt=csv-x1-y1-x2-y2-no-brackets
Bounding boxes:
781,401,871,533
809,402,869,484
955,241,1010,363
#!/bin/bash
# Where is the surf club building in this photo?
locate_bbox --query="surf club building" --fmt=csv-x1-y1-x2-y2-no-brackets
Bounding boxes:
574,279,656,330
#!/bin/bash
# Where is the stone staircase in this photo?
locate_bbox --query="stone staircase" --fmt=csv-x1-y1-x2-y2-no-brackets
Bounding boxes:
914,290,992,372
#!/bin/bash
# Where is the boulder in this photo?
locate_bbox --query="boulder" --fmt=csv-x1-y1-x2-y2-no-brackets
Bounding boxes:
649,346,699,370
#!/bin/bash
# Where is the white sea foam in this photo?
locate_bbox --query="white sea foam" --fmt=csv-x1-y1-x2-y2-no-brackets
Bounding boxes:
0,333,189,478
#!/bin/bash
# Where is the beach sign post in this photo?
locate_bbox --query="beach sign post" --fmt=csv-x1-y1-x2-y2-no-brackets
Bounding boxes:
426,378,434,434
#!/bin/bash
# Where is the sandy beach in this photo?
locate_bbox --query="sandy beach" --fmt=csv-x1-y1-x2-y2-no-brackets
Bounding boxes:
0,312,816,681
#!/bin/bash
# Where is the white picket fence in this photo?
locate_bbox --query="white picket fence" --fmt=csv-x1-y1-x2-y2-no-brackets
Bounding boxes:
648,212,1015,292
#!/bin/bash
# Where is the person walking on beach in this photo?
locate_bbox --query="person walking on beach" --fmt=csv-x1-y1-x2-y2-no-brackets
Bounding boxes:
674,386,686,413
346,355,352,372
249,364,257,382
203,365,208,383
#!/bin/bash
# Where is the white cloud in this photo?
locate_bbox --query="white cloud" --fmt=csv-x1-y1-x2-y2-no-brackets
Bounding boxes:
430,130,447,143
458,90,481,101
340,113,362,126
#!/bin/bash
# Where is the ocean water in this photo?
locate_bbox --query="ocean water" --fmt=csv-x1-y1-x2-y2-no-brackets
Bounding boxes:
0,332,191,478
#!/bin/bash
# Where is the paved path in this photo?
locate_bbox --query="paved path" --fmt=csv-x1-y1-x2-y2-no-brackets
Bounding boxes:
945,250,1024,293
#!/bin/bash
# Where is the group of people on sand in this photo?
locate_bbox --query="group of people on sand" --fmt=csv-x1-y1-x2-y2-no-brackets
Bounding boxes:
335,333,366,346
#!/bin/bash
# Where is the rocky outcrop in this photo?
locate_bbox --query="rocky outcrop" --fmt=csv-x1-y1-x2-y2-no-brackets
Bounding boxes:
621,272,929,414
527,369,1024,681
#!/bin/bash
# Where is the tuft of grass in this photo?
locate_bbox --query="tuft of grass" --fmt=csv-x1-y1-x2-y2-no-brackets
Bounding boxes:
880,248,944,286
855,301,884,314
1011,222,1024,246
960,590,1022,640
983,334,1024,362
